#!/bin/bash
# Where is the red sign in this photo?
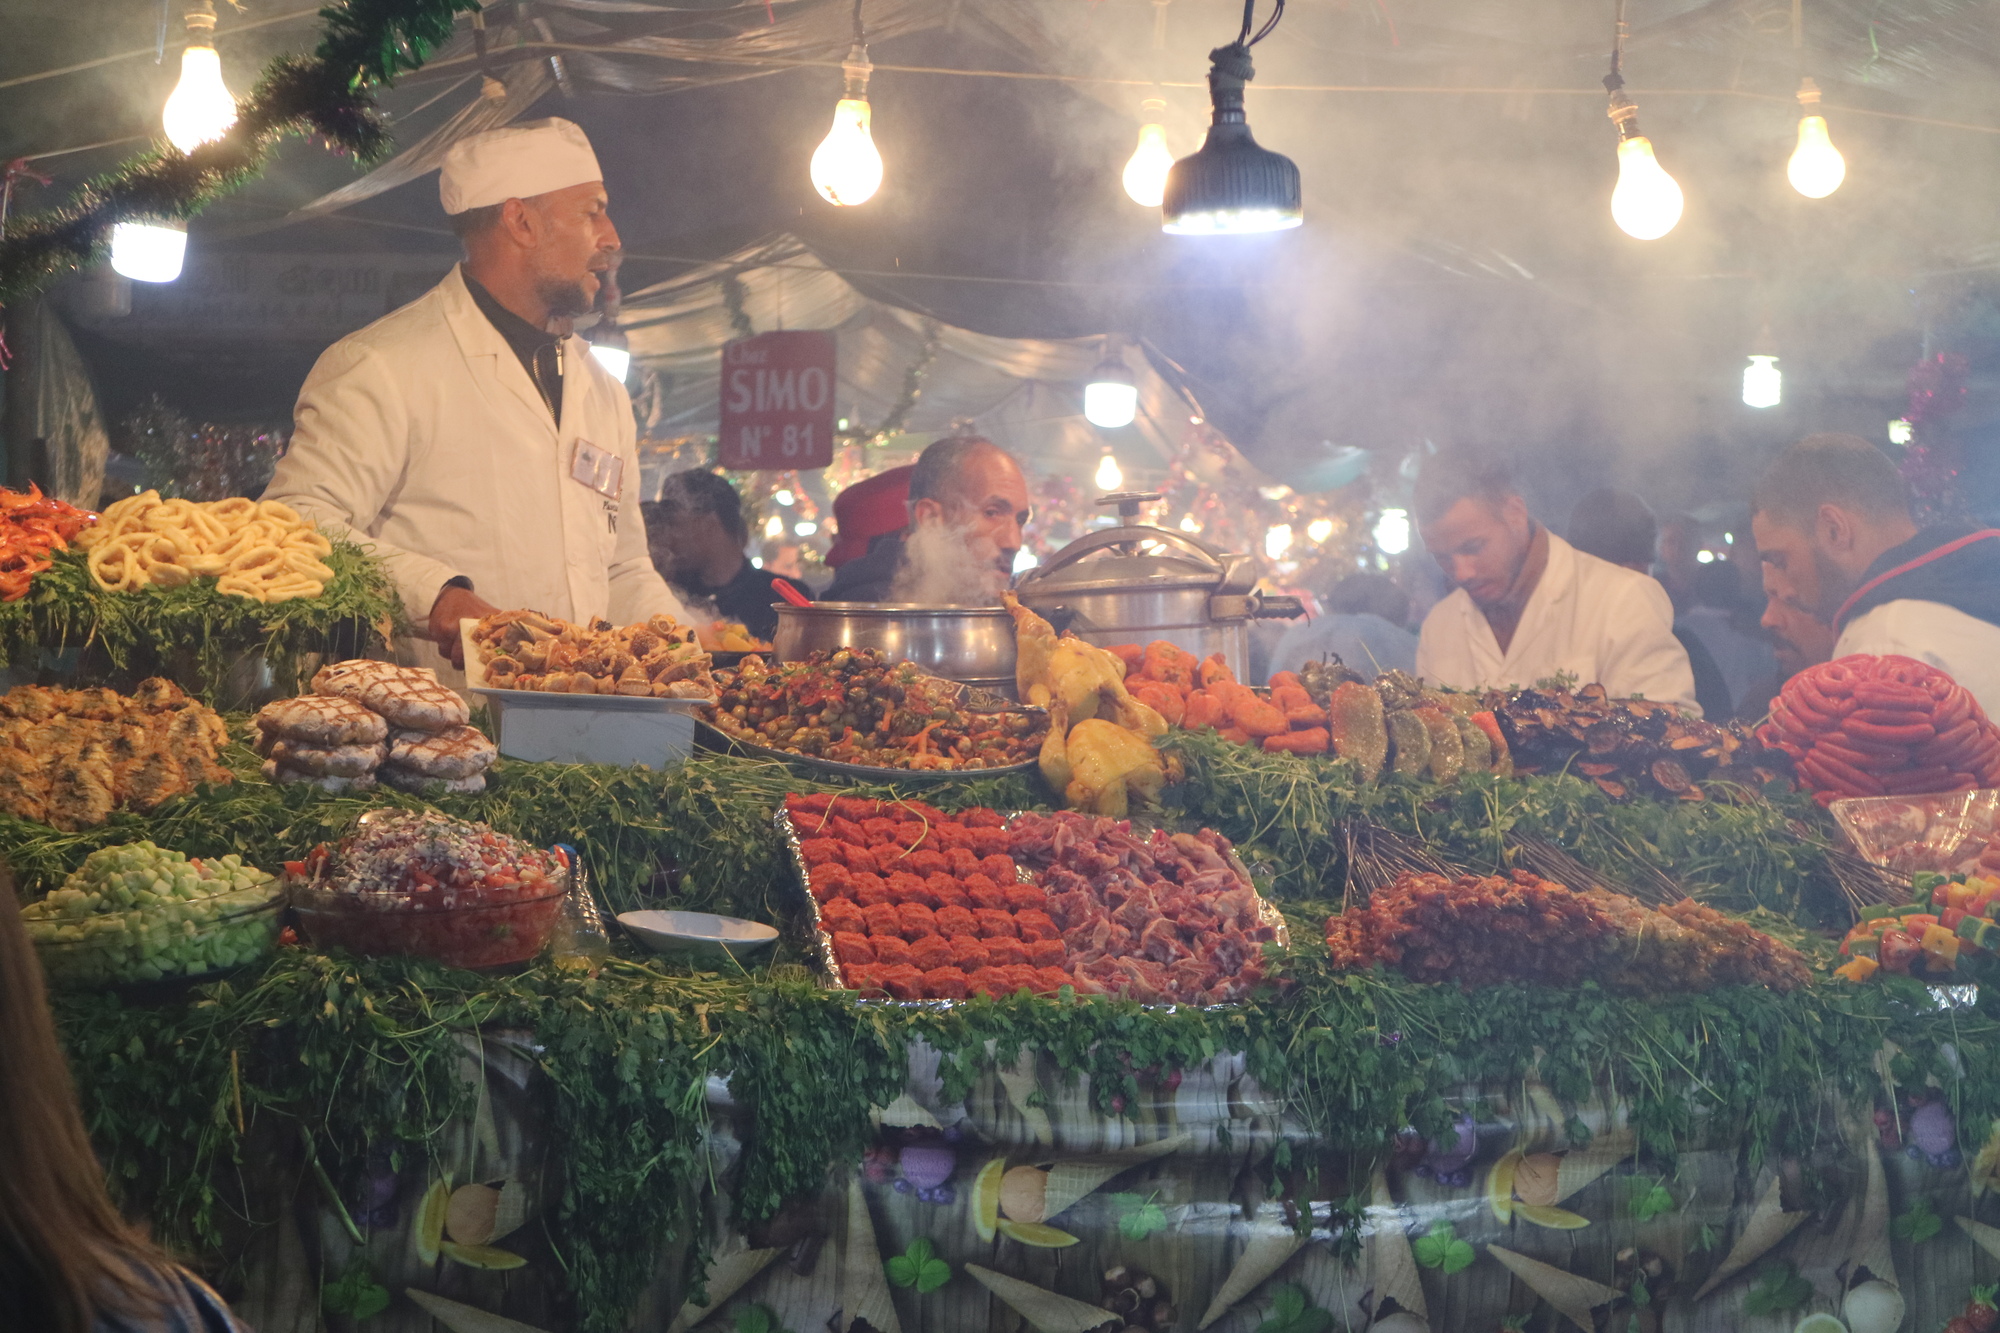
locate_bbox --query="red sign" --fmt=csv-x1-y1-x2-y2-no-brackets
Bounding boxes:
717,330,837,470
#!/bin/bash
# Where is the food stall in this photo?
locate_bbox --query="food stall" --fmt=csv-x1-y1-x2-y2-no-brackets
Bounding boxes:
11,488,2000,1333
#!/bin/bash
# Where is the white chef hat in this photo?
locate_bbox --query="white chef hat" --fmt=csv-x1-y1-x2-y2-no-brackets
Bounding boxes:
438,118,603,215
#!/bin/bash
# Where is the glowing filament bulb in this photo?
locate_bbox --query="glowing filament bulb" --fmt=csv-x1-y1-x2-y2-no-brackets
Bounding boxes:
1611,136,1684,240
1264,524,1293,560
1306,517,1335,543
1095,454,1123,491
1788,115,1845,199
1122,101,1174,207
811,46,883,207
163,43,236,153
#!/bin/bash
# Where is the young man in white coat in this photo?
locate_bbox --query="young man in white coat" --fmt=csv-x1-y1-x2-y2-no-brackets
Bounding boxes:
263,118,687,676
1412,453,1700,713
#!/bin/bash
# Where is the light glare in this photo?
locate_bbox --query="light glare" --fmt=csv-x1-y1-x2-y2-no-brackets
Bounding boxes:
589,344,630,381
110,221,187,283
1264,524,1292,559
1611,136,1684,240
1163,207,1302,236
1373,508,1411,556
163,44,236,153
1742,355,1782,409
1122,122,1175,208
811,98,883,206
1788,115,1846,199
1084,381,1139,430
1306,517,1335,544
1094,454,1124,491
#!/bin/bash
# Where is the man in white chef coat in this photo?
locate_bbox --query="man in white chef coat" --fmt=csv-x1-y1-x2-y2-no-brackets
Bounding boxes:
1412,453,1699,712
264,118,686,674
1752,433,2000,717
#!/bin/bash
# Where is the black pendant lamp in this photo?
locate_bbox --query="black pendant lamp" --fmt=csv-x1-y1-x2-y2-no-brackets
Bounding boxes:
1161,0,1301,235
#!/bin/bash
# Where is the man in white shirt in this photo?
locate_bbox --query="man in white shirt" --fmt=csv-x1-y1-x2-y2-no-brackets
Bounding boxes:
1412,453,1699,712
1751,433,2000,718
265,119,686,676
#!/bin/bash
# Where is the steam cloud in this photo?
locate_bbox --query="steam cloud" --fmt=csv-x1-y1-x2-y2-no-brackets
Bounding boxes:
890,519,1012,605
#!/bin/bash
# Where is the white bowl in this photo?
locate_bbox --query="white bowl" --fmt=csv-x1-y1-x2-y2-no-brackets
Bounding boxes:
617,910,778,968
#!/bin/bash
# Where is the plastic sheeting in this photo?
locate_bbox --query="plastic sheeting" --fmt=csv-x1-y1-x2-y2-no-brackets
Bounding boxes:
264,0,1053,229
619,235,1203,494
2,298,108,507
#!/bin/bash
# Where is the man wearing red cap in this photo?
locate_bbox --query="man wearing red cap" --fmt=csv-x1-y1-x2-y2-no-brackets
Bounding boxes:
265,118,687,676
824,436,1031,603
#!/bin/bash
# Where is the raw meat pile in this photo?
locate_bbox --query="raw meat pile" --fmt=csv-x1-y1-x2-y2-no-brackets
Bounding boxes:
1325,870,1809,994
1008,810,1276,1004
1759,654,2000,806
786,793,1077,1001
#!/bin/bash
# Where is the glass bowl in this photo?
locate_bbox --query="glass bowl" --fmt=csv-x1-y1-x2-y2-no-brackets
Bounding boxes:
30,885,282,987
290,881,567,970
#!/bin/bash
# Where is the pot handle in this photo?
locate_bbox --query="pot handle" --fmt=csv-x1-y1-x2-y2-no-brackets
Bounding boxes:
1210,593,1307,620
1025,524,1229,578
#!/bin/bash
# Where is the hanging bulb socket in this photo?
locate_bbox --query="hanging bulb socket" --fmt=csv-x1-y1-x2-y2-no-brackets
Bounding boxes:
841,43,873,101
1604,82,1683,240
1161,42,1301,235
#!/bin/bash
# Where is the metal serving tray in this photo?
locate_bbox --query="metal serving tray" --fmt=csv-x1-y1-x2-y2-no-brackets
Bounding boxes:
773,808,1288,1006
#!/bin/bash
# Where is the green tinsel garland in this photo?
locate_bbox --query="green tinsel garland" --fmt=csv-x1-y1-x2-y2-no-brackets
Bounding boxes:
0,0,480,306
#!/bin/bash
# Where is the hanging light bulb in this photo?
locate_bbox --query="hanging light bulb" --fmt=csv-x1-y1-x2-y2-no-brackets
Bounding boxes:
1787,77,1845,198
110,219,188,283
1607,100,1683,239
1084,345,1139,429
1264,524,1293,560
1095,453,1124,492
1306,517,1335,543
1742,355,1782,408
1162,3,1301,235
162,0,236,153
1122,99,1175,207
1602,8,1682,241
811,40,883,206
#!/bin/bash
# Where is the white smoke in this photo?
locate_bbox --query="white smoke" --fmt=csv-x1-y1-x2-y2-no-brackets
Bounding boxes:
889,519,1011,605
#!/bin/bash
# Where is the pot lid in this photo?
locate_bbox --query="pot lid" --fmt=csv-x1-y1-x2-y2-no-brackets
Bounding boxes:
1015,494,1260,597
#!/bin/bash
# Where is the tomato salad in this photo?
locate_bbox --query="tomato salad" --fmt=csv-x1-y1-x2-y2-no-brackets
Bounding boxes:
285,811,568,969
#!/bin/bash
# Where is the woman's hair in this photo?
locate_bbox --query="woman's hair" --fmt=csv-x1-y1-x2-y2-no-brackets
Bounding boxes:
0,869,175,1332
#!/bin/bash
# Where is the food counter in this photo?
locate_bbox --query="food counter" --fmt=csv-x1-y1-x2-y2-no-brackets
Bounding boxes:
12,489,2000,1333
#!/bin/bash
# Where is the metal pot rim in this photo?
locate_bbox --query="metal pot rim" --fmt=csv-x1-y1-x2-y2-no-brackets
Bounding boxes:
775,602,1013,615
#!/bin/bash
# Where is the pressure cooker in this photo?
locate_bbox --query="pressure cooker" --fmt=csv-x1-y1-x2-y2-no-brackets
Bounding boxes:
1012,494,1303,681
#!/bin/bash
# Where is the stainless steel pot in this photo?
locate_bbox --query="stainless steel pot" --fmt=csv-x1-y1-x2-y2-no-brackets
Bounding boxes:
772,602,1019,695
1013,494,1302,680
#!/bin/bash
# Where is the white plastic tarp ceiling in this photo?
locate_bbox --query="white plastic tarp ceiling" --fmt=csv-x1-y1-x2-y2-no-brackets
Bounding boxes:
617,235,1205,491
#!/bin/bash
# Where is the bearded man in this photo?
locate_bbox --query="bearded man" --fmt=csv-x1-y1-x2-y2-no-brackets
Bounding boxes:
823,435,1031,604
264,118,686,675
1752,432,2000,716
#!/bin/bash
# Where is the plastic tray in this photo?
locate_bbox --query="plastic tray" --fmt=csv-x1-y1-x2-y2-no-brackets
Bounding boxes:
1830,789,2000,877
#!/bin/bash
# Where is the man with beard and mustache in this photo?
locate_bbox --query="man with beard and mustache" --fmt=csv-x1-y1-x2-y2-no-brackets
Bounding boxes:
823,435,1030,604
1412,452,1698,711
265,119,685,676
1751,432,2000,716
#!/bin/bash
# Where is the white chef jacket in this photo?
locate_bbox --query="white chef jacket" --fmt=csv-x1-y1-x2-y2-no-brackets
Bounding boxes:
1837,600,2000,722
1416,531,1700,714
265,265,686,676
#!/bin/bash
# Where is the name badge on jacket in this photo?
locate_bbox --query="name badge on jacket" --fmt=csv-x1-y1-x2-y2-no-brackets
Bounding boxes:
570,439,624,499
